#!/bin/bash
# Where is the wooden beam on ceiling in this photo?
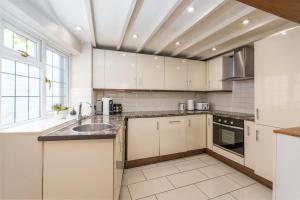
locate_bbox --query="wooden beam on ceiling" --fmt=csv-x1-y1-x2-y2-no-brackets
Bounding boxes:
187,15,278,58
84,0,96,47
116,0,138,50
236,0,300,24
136,0,183,52
171,6,255,56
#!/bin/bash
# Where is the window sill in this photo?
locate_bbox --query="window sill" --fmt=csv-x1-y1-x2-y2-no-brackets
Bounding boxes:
0,116,77,134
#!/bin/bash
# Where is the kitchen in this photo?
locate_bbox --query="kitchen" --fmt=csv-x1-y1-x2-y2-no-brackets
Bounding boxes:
0,0,300,200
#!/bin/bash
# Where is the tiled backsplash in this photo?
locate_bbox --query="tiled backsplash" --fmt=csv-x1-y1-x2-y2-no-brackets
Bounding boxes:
93,80,254,114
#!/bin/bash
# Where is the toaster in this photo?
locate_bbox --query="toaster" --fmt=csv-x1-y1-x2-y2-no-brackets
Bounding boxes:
196,103,209,111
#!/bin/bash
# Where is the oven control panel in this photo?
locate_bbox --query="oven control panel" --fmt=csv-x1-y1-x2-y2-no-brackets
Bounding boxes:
213,115,244,128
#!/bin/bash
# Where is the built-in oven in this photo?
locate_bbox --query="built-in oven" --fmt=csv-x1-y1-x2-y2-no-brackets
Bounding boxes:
213,116,244,157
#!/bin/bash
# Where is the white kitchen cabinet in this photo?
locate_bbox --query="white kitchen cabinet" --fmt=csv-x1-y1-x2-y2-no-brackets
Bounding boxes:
255,27,300,128
244,120,255,169
187,60,206,91
164,57,188,90
159,116,187,155
93,49,105,88
206,114,213,150
114,127,125,200
253,124,274,181
186,115,207,150
137,54,164,89
127,118,160,160
206,56,232,91
104,50,137,89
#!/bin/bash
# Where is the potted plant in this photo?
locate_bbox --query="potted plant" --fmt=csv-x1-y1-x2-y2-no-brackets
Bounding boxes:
52,104,69,119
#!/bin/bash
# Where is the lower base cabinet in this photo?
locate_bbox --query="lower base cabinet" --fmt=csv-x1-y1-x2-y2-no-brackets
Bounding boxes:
186,115,207,150
159,116,187,155
206,114,213,150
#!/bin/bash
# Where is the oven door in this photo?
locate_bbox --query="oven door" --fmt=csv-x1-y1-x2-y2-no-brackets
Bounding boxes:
213,122,244,156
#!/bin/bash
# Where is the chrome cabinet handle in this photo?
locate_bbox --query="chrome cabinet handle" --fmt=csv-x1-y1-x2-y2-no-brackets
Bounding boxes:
156,121,159,130
256,108,259,120
169,120,181,124
139,77,142,86
207,118,210,126
247,125,250,136
256,130,259,141
188,119,191,127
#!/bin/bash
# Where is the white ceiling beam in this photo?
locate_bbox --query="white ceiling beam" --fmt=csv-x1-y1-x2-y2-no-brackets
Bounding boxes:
201,21,298,60
136,0,183,52
187,15,279,58
171,6,255,56
154,0,226,55
84,0,96,47
116,0,138,50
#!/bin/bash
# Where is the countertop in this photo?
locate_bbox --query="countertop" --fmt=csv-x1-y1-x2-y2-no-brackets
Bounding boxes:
274,127,300,138
38,110,254,141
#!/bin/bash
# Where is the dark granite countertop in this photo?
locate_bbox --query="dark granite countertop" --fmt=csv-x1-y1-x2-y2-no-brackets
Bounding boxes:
38,110,254,142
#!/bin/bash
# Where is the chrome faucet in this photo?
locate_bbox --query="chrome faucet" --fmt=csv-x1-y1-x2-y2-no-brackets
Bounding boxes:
78,102,93,125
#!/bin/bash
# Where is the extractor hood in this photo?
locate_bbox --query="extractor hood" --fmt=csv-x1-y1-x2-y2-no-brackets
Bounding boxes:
225,46,254,81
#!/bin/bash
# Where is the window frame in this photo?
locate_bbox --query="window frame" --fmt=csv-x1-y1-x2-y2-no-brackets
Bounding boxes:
0,20,70,128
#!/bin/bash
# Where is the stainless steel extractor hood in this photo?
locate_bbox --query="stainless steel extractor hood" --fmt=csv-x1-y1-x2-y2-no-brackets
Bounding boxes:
225,46,254,81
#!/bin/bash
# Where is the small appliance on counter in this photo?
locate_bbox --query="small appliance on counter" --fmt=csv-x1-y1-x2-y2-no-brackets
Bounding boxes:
178,103,186,111
187,100,194,111
102,97,113,115
95,99,103,115
113,104,123,114
196,102,209,111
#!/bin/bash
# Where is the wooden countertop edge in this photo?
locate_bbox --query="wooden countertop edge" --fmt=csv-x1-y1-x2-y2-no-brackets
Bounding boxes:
273,127,300,138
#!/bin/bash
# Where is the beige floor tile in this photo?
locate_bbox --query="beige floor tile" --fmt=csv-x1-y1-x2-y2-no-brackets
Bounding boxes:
122,170,146,185
200,156,221,165
156,185,208,200
174,159,207,171
199,164,235,178
167,170,209,188
211,194,236,200
142,165,180,179
184,154,209,161
138,196,157,200
120,186,132,200
125,164,158,174
156,158,186,167
196,176,242,198
226,172,256,187
230,183,272,200
128,177,174,200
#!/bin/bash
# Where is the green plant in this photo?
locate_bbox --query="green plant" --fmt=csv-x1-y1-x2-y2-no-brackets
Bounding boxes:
52,104,68,114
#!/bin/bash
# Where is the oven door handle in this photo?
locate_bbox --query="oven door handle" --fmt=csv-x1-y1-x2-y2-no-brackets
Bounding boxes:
213,122,244,130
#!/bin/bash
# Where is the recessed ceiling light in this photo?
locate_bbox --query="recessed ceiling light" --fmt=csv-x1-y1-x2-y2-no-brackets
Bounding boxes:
74,25,82,31
242,19,250,25
281,31,287,35
175,41,180,46
132,34,138,39
212,47,217,51
187,6,195,13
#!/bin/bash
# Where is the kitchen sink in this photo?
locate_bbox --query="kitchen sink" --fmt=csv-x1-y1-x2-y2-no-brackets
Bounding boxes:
72,123,114,133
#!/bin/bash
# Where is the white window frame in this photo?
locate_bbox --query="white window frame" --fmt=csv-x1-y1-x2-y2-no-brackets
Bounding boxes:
0,19,70,128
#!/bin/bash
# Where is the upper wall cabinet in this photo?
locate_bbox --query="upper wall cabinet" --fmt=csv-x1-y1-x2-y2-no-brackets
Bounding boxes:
93,49,105,88
165,57,188,90
187,60,206,91
206,56,232,91
255,27,300,128
137,54,164,90
104,50,137,89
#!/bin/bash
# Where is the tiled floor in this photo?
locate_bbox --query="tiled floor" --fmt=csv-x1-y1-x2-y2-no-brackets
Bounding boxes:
120,154,272,200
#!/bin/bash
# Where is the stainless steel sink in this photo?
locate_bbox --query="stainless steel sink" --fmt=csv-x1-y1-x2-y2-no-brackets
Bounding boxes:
72,123,114,133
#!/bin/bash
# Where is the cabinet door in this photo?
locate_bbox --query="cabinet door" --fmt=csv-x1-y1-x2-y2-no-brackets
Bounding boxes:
128,118,160,160
105,50,137,89
165,57,188,90
186,115,207,150
255,27,300,128
244,120,255,169
207,57,223,90
206,114,213,150
187,60,206,91
253,124,274,181
114,127,124,200
159,117,187,155
93,49,105,88
137,54,164,89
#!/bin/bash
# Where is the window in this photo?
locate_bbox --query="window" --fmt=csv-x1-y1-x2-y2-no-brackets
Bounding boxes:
46,49,67,112
0,24,69,127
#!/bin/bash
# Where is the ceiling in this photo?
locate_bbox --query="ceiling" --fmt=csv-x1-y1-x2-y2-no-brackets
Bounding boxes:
21,0,297,59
